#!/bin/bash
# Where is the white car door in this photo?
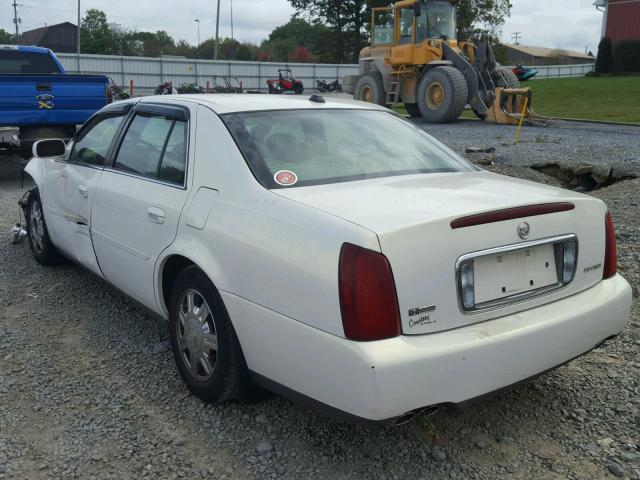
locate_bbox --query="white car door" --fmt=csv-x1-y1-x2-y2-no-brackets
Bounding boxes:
41,106,131,276
90,102,192,311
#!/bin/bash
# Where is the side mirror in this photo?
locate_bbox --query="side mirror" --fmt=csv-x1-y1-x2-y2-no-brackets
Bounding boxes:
414,1,422,17
33,139,66,158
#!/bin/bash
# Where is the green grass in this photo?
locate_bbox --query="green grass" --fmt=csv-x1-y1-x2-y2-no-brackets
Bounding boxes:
393,76,640,124
525,76,640,123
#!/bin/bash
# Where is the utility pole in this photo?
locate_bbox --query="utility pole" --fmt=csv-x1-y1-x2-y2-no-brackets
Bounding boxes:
230,0,234,59
214,0,221,60
77,0,81,54
195,19,200,48
512,32,522,45
12,0,20,39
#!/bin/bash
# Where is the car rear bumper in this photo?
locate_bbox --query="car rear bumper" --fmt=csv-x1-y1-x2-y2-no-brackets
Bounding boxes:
223,274,632,423
0,127,20,146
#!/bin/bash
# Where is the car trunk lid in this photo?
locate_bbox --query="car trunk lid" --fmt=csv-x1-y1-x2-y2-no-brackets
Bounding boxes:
275,171,607,335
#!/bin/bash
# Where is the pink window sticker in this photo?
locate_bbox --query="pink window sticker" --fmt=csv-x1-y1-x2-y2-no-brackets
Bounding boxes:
274,170,298,186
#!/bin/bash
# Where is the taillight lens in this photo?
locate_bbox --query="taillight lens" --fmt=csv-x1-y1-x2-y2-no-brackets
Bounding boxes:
106,84,113,104
338,243,400,341
603,211,617,279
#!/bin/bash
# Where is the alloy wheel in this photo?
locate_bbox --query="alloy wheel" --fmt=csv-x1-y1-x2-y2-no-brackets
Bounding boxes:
176,289,218,382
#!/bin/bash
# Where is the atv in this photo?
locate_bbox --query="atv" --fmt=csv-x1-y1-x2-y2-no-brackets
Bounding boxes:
513,65,538,81
267,69,304,94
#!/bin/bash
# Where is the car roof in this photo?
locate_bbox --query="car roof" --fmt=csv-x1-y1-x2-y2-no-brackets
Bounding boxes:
135,94,387,115
0,45,53,55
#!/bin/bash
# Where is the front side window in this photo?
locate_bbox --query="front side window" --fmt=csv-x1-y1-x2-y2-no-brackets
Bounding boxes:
426,1,457,40
399,8,415,44
113,113,187,185
69,114,125,166
222,109,474,189
373,9,394,45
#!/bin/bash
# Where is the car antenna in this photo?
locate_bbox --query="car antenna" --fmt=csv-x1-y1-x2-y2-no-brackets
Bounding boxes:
308,94,326,104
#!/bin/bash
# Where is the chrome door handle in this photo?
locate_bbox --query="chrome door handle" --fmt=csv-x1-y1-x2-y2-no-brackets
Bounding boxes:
77,185,88,198
147,207,165,224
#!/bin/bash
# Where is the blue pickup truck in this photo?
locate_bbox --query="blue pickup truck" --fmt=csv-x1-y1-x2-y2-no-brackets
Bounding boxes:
0,45,112,157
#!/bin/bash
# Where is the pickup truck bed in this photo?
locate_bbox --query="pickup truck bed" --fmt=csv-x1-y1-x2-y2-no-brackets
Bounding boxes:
0,45,111,156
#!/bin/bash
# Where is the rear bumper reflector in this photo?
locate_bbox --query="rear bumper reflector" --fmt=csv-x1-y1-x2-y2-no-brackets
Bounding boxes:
451,203,575,229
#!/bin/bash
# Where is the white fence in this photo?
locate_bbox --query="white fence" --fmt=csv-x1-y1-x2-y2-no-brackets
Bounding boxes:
524,63,595,79
56,53,359,96
56,53,594,96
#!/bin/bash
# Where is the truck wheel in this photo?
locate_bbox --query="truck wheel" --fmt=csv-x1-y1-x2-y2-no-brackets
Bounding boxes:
19,144,33,160
404,103,421,118
496,67,520,89
354,72,387,107
26,190,64,265
169,266,257,403
417,67,468,123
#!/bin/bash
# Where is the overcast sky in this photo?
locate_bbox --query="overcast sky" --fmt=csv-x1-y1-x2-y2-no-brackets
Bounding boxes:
3,0,604,55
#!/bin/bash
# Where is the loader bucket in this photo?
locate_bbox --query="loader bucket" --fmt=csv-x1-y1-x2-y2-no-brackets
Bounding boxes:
485,87,542,126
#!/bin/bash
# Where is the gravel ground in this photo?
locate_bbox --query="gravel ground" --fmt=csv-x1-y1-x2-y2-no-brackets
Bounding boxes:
1,122,639,480
419,119,640,180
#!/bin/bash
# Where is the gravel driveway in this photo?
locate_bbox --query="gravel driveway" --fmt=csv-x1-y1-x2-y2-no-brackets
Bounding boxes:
1,120,638,480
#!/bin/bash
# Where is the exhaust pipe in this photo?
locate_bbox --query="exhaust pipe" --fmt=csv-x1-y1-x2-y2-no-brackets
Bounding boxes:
392,405,441,427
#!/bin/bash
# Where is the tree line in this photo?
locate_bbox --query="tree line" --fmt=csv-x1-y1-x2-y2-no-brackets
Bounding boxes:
4,0,512,64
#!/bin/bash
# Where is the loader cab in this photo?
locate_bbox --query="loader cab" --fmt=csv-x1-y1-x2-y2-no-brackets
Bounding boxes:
371,0,458,66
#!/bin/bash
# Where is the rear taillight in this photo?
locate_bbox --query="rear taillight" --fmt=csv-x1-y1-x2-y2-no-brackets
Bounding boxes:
603,212,617,279
106,84,113,104
338,243,401,341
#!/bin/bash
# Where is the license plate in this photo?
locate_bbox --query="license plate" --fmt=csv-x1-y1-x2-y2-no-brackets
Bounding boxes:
473,244,558,304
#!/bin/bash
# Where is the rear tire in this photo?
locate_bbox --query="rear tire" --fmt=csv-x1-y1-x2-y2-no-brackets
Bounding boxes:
496,67,521,89
404,103,421,118
169,266,256,403
354,72,387,107
26,190,64,265
417,66,468,123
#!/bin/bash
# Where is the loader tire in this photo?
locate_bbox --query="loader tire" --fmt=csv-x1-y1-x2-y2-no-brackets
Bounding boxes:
342,75,359,95
354,72,387,107
496,67,520,89
417,67,467,123
404,103,421,118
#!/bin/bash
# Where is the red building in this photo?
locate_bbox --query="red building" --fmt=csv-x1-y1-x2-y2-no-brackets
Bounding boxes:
596,0,640,43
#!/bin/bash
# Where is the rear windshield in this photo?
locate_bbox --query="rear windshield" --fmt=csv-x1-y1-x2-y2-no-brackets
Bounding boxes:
0,51,61,74
222,109,474,188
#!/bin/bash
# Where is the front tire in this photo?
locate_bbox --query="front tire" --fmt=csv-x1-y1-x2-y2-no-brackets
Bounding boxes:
404,103,421,118
294,84,304,95
354,72,387,106
169,266,253,403
26,191,64,265
416,66,468,123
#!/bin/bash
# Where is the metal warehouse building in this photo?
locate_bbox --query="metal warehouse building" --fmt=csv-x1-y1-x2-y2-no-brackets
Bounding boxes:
595,0,640,42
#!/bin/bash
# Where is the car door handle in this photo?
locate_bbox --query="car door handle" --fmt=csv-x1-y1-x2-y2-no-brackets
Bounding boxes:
147,207,165,224
77,185,88,198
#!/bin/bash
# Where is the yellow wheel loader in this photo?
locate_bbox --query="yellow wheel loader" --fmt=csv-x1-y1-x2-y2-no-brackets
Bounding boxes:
343,0,537,124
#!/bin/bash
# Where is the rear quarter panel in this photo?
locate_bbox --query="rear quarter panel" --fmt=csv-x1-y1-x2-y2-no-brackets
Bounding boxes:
157,104,379,337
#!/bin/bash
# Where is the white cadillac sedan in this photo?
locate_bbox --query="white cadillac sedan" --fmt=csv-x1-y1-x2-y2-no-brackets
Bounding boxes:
21,94,631,425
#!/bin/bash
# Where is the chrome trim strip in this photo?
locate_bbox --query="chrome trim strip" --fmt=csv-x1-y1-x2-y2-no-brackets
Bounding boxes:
91,229,152,261
455,234,579,315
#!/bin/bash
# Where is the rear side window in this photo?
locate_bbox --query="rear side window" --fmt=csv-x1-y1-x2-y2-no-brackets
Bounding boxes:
0,51,61,74
69,114,126,166
113,113,187,185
